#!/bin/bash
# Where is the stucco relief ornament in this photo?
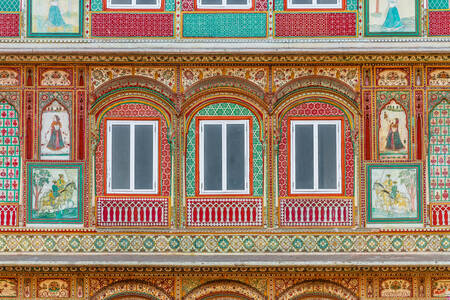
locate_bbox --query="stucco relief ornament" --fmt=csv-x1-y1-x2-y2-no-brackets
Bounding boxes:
265,92,276,114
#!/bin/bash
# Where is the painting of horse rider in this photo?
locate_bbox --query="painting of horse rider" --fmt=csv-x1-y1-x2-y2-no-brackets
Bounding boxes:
366,163,422,225
27,162,83,225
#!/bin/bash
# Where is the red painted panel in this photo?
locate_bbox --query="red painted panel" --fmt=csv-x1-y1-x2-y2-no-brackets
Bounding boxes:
0,14,19,37
275,13,356,37
429,11,450,36
91,13,174,37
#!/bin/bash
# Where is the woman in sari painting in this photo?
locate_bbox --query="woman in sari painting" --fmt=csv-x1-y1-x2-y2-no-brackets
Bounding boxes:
383,0,403,31
47,115,65,151
385,117,404,150
48,0,66,28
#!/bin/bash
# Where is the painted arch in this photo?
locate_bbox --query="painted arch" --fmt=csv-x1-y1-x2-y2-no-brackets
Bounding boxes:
277,280,359,300
90,280,172,300
183,280,266,300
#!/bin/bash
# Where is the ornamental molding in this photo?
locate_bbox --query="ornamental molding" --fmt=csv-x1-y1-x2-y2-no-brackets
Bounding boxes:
0,54,449,64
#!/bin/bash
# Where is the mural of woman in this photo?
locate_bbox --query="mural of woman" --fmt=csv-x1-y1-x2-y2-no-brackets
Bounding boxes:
48,0,66,28
383,0,403,31
385,117,404,150
47,115,65,151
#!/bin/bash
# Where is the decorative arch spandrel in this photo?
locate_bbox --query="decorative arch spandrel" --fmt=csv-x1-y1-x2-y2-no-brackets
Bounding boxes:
182,87,267,228
273,79,360,228
89,86,176,228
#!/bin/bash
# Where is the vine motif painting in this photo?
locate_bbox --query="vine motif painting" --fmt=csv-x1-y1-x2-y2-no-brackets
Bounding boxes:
40,101,70,160
27,162,83,225
27,0,83,37
366,163,422,225
364,0,419,36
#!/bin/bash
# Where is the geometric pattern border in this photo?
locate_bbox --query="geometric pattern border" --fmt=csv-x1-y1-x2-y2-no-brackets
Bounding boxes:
0,233,446,253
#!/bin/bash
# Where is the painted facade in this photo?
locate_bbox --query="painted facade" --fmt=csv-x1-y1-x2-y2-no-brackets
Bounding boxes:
0,0,448,297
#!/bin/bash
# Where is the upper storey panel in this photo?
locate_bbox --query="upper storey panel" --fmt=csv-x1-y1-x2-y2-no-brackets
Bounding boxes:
0,0,449,51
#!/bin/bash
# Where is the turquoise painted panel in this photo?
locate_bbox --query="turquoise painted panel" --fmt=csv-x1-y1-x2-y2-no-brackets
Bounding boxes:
165,0,175,11
91,0,103,11
274,0,284,11
429,0,448,9
183,13,267,37
186,103,264,197
0,0,20,11
347,0,357,11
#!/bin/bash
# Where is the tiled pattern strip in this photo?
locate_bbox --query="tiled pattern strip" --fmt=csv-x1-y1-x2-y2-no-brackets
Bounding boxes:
97,197,170,227
0,0,20,11
429,11,450,36
275,13,357,37
0,234,446,252
429,101,450,202
0,103,19,202
182,13,267,38
91,13,174,37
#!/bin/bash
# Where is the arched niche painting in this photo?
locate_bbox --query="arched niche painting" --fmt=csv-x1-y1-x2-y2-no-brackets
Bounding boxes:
40,101,70,160
378,99,409,160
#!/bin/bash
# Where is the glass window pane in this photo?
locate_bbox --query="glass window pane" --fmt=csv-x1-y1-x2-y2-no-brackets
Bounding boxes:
226,124,245,190
295,124,314,190
136,0,157,4
111,0,132,4
291,0,313,4
134,125,154,190
318,124,337,189
201,0,222,5
226,0,247,5
111,125,130,190
317,0,337,4
204,124,222,191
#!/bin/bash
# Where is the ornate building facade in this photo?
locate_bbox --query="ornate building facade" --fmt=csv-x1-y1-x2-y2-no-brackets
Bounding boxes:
0,0,448,298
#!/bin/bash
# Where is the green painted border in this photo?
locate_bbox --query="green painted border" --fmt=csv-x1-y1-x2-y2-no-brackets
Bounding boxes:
27,0,83,38
363,0,420,37
366,162,423,224
26,162,83,224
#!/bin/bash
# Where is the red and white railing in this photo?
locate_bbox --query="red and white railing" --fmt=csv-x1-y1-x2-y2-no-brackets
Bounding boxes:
97,197,169,227
280,198,353,227
186,198,263,227
0,204,17,226
430,203,450,226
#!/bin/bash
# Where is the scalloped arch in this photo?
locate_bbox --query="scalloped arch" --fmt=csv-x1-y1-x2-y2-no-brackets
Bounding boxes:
92,75,176,107
183,280,265,300
183,92,266,139
90,280,172,300
278,280,359,300
274,76,359,116
184,75,266,101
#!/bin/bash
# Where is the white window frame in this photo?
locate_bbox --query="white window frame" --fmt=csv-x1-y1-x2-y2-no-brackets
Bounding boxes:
290,119,342,194
107,0,161,9
199,119,250,194
287,0,341,9
106,120,159,194
196,0,252,10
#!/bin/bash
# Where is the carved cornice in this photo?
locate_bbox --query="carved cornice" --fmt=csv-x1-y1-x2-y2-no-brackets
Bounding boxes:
0,54,449,64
